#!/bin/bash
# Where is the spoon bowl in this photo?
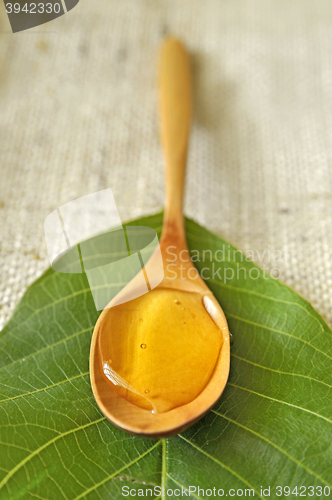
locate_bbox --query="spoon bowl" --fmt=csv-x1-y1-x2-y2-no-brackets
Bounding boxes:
90,38,230,437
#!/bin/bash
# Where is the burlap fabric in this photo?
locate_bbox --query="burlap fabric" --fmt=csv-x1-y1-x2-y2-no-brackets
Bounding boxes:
1,0,332,330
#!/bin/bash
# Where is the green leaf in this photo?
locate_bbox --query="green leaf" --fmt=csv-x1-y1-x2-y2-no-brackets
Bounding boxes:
0,212,331,499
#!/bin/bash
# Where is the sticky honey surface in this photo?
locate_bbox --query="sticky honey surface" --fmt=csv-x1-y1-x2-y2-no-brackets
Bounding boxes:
98,288,222,413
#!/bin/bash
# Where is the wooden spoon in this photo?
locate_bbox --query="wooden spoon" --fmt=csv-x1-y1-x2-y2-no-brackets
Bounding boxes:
90,38,230,437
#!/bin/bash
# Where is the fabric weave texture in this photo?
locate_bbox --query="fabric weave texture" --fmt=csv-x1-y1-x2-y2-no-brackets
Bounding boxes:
0,0,331,329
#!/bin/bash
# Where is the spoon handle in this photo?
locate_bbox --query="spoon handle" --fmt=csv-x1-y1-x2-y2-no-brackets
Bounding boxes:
159,38,192,236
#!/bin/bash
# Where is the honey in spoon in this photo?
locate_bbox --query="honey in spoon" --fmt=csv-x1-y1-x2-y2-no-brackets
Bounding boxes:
98,288,223,414
90,38,230,436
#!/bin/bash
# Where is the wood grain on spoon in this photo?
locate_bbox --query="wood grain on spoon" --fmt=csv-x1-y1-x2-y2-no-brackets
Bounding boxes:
90,38,231,437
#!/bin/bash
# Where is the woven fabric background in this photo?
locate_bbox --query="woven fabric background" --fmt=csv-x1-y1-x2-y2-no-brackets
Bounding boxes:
0,0,332,330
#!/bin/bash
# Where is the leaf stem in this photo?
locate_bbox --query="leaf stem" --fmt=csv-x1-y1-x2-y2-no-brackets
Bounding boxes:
161,439,167,498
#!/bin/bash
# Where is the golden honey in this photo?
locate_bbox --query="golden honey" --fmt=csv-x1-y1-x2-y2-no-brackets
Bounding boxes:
98,288,222,413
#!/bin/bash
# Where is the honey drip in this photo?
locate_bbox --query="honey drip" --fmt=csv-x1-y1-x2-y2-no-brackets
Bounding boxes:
98,289,222,413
